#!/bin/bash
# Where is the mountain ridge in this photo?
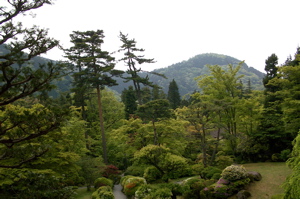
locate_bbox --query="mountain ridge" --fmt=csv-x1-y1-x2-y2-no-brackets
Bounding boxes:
112,53,265,96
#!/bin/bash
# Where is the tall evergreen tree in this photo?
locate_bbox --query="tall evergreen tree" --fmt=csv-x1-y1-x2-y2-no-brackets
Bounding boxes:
118,32,165,105
167,79,181,109
121,86,137,119
65,30,123,164
257,53,286,156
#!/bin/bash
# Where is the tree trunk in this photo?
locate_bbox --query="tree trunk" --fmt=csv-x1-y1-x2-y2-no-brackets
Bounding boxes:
152,120,158,145
96,86,108,164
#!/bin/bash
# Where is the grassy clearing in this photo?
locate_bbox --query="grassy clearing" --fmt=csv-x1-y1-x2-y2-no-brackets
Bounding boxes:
74,187,94,199
242,162,291,199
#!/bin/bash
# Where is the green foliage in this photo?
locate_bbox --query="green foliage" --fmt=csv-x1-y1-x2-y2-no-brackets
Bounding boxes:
91,186,114,199
134,145,189,180
135,183,182,199
122,86,138,119
143,166,162,183
190,163,205,175
94,177,113,189
283,132,300,199
182,177,206,199
221,165,247,181
167,79,181,109
215,155,234,169
144,53,264,97
121,176,147,197
125,164,148,177
201,166,222,179
0,169,75,199
76,156,104,189
118,32,160,105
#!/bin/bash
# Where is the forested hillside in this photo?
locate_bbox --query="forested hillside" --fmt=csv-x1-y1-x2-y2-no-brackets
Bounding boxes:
148,53,265,96
108,53,265,96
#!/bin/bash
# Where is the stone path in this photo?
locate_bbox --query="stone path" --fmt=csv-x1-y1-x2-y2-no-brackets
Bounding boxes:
113,184,127,199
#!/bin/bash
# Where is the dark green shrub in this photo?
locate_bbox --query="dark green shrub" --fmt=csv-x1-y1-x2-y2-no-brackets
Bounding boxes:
151,188,172,198
215,155,234,169
280,149,291,161
191,163,205,175
272,153,281,162
143,166,162,183
182,177,206,199
125,164,148,177
0,171,75,199
92,186,114,199
94,177,113,189
163,183,184,197
201,166,222,179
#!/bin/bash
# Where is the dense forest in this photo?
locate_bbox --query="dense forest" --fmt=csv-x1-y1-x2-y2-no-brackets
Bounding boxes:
1,1,300,199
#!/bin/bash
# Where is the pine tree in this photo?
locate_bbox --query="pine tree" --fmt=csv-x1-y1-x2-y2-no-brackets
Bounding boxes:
121,86,137,119
0,0,70,168
167,79,181,109
65,30,123,164
118,32,165,105
257,53,286,156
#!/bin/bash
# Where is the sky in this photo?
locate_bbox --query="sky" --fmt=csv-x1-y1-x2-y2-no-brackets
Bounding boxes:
17,0,300,72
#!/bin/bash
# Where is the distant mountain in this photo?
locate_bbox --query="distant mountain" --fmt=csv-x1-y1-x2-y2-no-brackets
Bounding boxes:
1,44,265,98
0,44,72,98
113,53,265,96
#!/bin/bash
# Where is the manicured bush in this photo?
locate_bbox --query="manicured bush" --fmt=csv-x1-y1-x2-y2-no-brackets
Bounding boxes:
182,177,206,199
190,163,205,175
135,184,152,199
91,186,114,199
280,149,291,161
121,176,146,197
215,155,234,169
94,177,113,189
151,187,172,199
201,166,222,179
143,166,162,183
125,164,148,177
221,165,247,181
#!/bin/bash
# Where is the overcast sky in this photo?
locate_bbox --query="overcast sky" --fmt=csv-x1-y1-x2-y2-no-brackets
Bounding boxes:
19,0,300,72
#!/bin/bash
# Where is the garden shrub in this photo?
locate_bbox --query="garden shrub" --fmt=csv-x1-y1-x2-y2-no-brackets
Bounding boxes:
102,164,121,184
151,187,173,199
215,155,234,169
0,171,75,199
272,153,281,162
191,163,205,175
182,177,206,199
91,186,114,199
121,176,146,197
221,165,247,181
135,184,177,199
94,177,113,189
143,166,162,183
200,178,251,199
135,184,152,199
280,149,291,161
125,164,148,177
201,166,222,179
